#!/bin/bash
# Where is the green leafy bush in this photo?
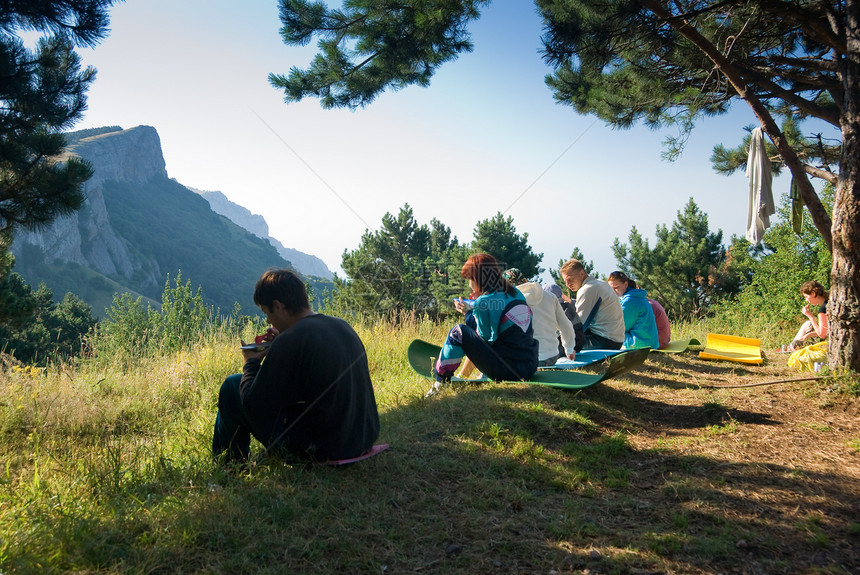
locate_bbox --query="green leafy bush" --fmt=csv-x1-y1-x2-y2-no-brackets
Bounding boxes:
91,271,262,365
0,279,96,365
710,186,832,345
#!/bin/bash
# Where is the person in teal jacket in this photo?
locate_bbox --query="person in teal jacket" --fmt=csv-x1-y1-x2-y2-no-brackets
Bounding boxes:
426,253,539,397
607,271,659,350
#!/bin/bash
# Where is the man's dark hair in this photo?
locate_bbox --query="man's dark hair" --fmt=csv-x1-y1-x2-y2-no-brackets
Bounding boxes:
253,268,309,314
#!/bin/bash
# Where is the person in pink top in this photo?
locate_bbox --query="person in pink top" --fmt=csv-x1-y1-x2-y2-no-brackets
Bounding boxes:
646,293,671,350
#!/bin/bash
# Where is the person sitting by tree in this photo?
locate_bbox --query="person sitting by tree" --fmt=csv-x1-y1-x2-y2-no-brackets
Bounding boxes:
607,271,660,350
789,280,829,351
427,253,539,397
212,268,380,465
559,259,625,350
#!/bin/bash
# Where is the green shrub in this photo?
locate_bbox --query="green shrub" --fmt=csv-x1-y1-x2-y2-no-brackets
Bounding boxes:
91,271,263,365
710,187,832,346
0,280,96,366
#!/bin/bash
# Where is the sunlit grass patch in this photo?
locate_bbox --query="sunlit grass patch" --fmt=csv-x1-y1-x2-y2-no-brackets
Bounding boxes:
647,436,696,453
704,418,738,436
10,364,44,378
799,422,832,432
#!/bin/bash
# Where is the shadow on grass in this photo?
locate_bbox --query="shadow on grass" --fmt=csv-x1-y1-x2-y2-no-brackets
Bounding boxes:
641,352,770,384
2,375,857,575
579,379,780,429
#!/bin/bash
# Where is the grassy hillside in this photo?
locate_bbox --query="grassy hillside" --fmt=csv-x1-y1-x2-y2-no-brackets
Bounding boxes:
14,166,338,317
100,177,293,314
13,243,158,317
1,317,858,574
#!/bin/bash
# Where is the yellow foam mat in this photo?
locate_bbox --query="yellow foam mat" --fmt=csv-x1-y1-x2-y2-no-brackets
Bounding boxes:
698,333,764,364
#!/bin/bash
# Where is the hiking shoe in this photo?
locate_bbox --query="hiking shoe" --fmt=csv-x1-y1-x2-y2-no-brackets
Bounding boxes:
425,363,454,397
424,380,447,397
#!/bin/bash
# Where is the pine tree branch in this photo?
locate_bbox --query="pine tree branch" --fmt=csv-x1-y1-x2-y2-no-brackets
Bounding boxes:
804,163,838,185
756,0,843,53
734,65,841,125
639,0,834,251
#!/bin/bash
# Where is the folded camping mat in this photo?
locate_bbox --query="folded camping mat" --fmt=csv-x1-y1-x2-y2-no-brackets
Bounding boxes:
651,337,701,353
545,349,621,369
698,333,764,364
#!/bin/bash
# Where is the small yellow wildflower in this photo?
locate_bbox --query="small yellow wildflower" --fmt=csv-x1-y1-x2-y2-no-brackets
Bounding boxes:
11,365,42,377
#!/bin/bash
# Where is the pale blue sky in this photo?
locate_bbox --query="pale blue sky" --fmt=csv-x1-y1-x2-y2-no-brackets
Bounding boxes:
73,0,817,280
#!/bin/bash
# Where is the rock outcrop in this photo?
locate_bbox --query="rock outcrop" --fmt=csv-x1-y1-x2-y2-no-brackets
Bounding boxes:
13,126,165,287
11,125,334,313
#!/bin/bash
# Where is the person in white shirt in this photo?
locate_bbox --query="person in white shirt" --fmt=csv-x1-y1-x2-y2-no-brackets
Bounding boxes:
504,268,577,366
559,259,625,350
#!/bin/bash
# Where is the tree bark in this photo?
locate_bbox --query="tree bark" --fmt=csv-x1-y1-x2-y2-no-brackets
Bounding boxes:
641,0,860,370
830,0,860,371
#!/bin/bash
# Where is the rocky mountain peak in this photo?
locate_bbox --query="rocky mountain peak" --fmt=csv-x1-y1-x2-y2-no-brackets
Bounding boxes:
70,125,168,185
13,126,169,283
12,125,334,314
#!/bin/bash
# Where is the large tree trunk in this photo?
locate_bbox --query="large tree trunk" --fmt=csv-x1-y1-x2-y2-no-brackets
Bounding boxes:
830,0,860,371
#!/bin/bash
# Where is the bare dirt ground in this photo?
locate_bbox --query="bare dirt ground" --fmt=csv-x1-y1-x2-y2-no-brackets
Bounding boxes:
586,350,860,574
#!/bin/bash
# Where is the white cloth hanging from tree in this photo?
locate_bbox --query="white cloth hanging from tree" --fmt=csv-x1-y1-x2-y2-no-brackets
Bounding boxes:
745,127,775,243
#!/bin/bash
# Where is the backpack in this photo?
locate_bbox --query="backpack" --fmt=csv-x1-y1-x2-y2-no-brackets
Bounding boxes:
787,341,827,372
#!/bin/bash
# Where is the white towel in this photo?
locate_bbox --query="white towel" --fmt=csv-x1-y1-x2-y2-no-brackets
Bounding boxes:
745,127,775,243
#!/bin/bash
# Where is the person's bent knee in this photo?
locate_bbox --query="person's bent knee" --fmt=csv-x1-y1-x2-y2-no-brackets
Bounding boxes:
218,373,243,409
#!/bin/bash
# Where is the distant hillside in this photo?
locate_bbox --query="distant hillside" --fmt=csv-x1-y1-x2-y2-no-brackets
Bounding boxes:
12,126,333,316
191,189,334,280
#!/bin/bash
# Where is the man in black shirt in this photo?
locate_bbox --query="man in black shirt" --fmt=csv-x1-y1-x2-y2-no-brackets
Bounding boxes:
212,269,380,464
